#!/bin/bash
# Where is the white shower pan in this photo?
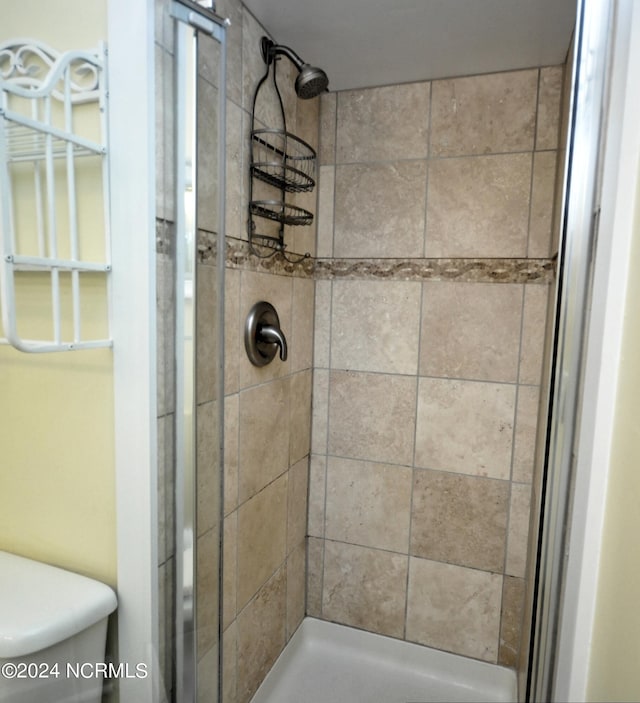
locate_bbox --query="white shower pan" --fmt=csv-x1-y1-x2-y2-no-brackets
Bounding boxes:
251,618,517,703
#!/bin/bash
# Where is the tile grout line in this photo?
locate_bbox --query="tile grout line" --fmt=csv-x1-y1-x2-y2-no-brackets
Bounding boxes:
404,278,427,639
422,80,432,259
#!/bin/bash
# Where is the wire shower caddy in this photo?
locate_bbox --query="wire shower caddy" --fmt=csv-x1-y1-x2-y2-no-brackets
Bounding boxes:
248,40,316,258
0,39,110,352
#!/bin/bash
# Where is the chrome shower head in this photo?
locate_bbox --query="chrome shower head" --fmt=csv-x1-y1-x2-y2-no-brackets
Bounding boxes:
261,37,329,99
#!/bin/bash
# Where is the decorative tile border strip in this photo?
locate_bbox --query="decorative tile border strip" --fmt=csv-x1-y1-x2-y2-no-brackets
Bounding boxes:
161,227,557,284
225,237,315,278
314,257,555,284
198,228,218,265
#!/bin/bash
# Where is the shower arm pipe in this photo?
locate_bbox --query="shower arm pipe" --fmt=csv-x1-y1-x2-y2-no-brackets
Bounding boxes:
260,37,305,71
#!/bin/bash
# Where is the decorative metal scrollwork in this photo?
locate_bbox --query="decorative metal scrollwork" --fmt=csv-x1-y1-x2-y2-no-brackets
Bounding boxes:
0,41,101,103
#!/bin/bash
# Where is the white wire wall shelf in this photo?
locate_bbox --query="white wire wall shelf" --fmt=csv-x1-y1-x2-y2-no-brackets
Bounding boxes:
0,39,111,352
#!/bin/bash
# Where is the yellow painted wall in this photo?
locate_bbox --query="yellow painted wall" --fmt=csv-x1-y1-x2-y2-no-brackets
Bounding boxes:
587,161,640,700
0,0,116,586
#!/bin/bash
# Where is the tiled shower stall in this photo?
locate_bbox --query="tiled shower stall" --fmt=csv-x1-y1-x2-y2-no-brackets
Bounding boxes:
155,1,568,701
308,66,561,667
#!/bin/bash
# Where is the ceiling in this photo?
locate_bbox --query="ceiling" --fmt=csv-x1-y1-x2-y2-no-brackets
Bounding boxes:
242,0,577,92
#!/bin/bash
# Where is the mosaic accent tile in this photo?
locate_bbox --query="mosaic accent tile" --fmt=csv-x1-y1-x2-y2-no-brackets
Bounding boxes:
222,230,556,285
315,257,555,284
197,227,219,265
226,237,315,278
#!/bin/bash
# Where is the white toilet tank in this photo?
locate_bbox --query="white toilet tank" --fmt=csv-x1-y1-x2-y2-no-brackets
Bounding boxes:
0,551,117,703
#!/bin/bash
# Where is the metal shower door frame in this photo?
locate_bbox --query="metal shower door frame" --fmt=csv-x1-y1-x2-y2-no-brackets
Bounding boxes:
171,2,227,702
528,0,640,699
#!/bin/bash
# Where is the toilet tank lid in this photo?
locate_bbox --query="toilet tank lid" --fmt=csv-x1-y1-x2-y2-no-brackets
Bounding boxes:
0,551,117,658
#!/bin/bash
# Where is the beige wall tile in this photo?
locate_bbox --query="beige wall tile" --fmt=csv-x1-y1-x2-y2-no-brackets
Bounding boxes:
197,400,221,536
215,0,243,105
529,151,558,258
223,512,237,631
290,370,312,465
406,557,502,662
420,281,523,382
287,457,309,554
311,369,329,454
325,457,412,553
199,32,222,88
336,82,430,163
499,576,525,667
415,378,516,479
316,166,335,258
519,284,549,385
196,263,220,404
551,148,565,258
197,78,220,234
157,414,174,565
158,558,173,698
225,101,245,241
331,280,422,375
319,92,337,165
536,66,563,150
239,270,293,388
238,377,290,502
222,620,237,703
156,248,176,417
506,482,532,578
306,537,324,618
296,93,320,149
225,268,240,395
237,567,286,703
426,153,532,257
306,537,325,618
224,393,239,515
291,98,320,257
291,277,315,373
328,371,417,466
431,70,537,157
323,541,408,638
236,474,287,610
196,527,220,657
411,470,509,572
512,385,541,483
308,454,327,538
334,161,427,258
314,280,332,368
197,645,219,703
286,541,306,640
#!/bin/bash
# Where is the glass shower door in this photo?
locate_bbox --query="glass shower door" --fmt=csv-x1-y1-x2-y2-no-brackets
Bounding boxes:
171,2,226,701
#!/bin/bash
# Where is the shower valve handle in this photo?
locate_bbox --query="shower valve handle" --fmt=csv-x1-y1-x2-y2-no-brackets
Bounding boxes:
245,301,288,366
258,324,288,361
